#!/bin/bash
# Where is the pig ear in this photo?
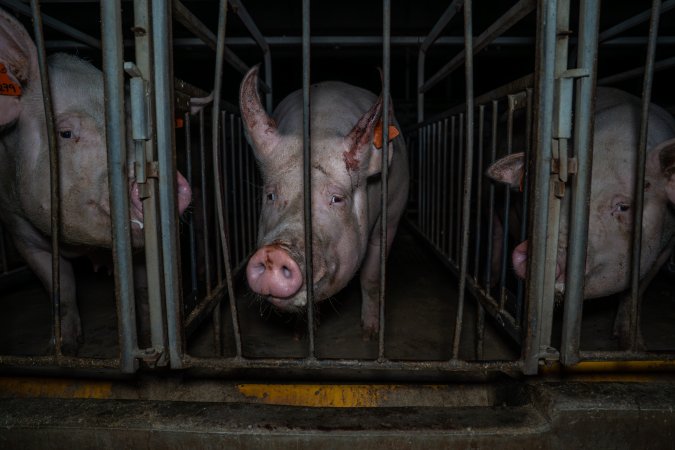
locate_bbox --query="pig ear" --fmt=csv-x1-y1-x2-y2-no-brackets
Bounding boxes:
239,65,279,163
343,94,400,177
656,138,675,204
486,153,525,189
0,9,37,127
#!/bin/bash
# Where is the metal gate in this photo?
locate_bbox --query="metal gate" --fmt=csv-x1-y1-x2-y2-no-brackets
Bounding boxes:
0,0,673,377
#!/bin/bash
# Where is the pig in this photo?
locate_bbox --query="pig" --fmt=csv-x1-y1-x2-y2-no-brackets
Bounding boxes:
0,9,192,353
240,66,409,338
486,87,675,346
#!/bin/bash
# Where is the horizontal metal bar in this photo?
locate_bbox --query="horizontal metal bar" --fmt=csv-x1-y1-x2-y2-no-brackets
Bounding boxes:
599,0,675,43
420,0,536,94
0,0,101,48
183,355,523,372
598,56,675,85
0,355,120,370
579,351,675,361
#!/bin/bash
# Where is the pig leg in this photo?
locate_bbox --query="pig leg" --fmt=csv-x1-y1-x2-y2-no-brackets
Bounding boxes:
360,218,398,340
13,238,82,354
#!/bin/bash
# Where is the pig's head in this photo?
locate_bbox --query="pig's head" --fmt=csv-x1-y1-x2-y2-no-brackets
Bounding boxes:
240,65,397,312
0,9,191,248
486,88,675,299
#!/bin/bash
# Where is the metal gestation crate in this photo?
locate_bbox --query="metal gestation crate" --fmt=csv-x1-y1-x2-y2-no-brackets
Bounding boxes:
0,0,673,378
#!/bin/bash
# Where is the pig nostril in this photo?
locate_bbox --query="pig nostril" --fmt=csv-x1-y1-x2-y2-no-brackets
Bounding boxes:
282,266,292,279
252,263,265,277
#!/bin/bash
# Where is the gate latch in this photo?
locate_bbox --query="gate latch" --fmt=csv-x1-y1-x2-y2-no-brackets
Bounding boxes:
124,62,153,192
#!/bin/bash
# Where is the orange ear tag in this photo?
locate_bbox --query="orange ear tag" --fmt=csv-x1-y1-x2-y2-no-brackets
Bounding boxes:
0,63,22,97
373,120,400,149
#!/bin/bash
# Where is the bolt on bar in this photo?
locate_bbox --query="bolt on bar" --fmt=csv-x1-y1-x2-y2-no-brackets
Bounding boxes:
629,0,662,351
378,0,391,360
560,0,600,366
209,0,242,358
100,0,139,373
302,0,316,359
29,0,63,357
416,0,463,122
451,0,474,360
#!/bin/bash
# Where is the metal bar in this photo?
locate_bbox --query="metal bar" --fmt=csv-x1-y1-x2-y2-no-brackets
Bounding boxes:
578,351,675,362
629,0,661,351
100,0,137,373
457,113,464,262
598,0,675,43
473,105,485,282
152,0,184,368
378,0,391,361
441,119,449,253
451,0,474,360
210,0,242,358
184,114,199,296
229,0,273,110
0,356,121,370
598,56,675,86
523,0,559,375
448,117,456,258
198,110,212,295
417,0,463,122
237,118,247,263
485,101,499,290
302,0,316,358
28,0,62,356
560,0,600,366
430,123,438,246
420,0,536,94
229,115,240,265
499,97,516,310
3,0,101,48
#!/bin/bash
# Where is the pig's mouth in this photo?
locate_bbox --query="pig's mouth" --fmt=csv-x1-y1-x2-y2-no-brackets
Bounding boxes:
512,240,567,293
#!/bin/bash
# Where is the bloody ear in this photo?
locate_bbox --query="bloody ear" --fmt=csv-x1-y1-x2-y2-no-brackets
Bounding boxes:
239,65,279,163
655,137,675,204
486,153,525,190
343,94,400,177
0,8,38,127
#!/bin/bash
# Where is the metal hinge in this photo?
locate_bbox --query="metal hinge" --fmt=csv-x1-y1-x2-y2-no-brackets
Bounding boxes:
124,62,151,188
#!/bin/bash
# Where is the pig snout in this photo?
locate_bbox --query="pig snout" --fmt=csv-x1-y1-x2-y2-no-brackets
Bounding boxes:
247,245,303,301
511,240,566,285
128,171,192,229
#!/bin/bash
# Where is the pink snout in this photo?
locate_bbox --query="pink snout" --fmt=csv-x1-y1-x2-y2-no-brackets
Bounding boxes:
511,240,564,282
246,245,303,299
176,171,192,215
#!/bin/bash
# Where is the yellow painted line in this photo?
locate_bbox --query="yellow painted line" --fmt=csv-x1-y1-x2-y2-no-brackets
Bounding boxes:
0,377,113,399
541,360,675,379
237,384,441,408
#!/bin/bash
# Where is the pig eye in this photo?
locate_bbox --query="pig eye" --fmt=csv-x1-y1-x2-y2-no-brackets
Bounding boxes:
330,194,344,205
266,192,277,202
614,202,630,213
59,130,73,139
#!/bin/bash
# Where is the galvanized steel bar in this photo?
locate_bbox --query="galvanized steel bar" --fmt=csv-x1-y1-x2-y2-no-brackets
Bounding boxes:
209,0,242,358
229,115,240,264
457,113,464,262
420,0,535,94
378,0,391,360
430,123,438,245
416,0,463,122
499,99,515,311
560,0,600,366
448,117,456,258
184,114,199,295
100,0,138,372
451,0,474,360
237,118,248,262
441,119,449,253
598,0,675,43
598,56,675,86
152,0,185,368
5,0,101,48
523,0,559,375
29,0,62,356
198,111,212,295
485,101,499,290
473,105,485,281
302,0,316,358
629,0,661,351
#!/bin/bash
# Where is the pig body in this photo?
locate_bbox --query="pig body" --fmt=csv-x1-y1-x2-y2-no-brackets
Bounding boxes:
241,67,409,337
0,10,191,353
487,87,675,345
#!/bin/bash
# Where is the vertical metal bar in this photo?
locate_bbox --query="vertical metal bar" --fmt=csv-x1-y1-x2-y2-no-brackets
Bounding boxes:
457,113,465,263
302,0,316,358
417,128,424,229
425,125,431,237
210,0,242,358
244,120,255,254
378,0,391,360
221,111,230,271
430,123,438,246
184,113,199,295
237,118,247,261
441,118,449,253
451,0,473,360
199,110,212,296
474,105,485,280
229,115,240,265
448,116,456,258
523,0,559,374
29,0,62,355
485,101,498,290
629,0,661,351
100,0,138,372
499,99,515,310
561,0,600,365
